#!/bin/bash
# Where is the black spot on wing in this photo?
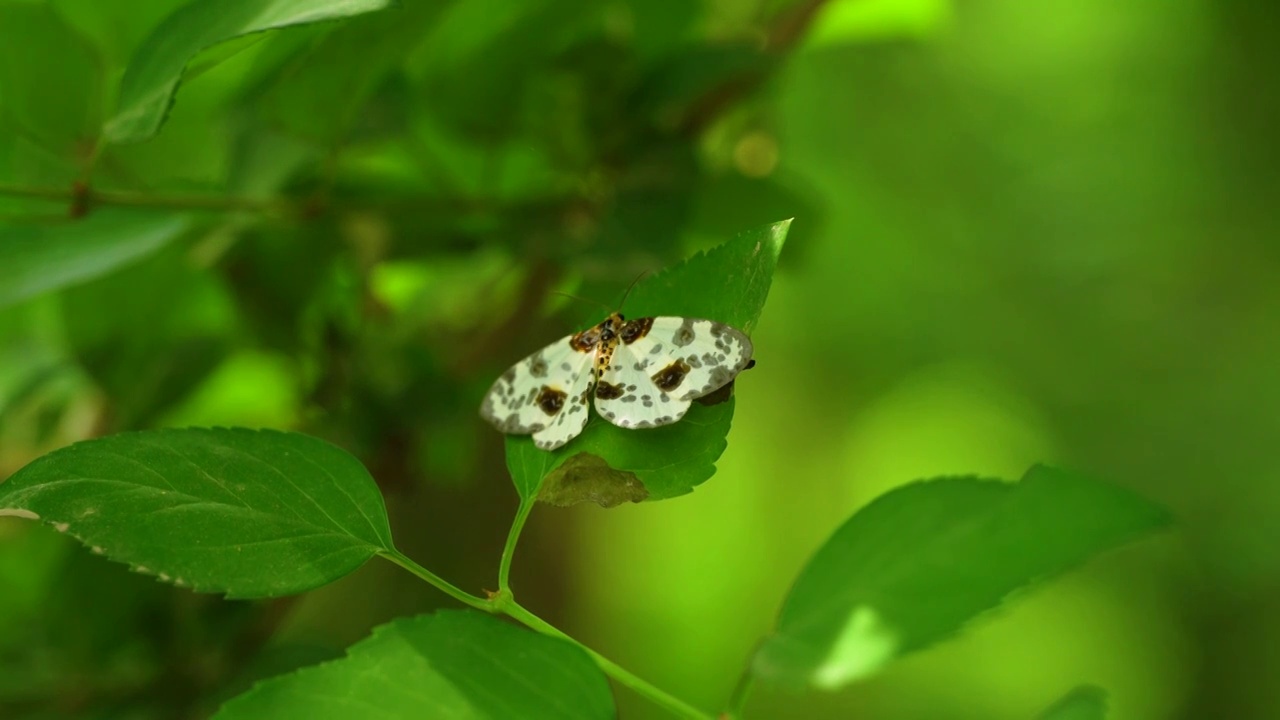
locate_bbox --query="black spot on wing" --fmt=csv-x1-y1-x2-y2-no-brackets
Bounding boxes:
536,386,567,416
652,360,692,392
620,317,655,344
596,381,625,400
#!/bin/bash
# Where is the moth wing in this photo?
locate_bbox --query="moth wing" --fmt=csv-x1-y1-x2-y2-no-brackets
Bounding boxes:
480,335,596,450
594,317,752,430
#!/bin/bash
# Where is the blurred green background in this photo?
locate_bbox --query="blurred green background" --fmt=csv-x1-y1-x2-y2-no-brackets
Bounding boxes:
1,0,1276,717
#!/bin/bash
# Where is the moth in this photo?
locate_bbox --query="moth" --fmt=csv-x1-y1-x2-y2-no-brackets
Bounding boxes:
480,313,753,450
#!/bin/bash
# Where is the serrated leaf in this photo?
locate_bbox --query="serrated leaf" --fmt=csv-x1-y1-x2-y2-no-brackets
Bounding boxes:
213,610,616,720
0,210,190,310
504,220,788,505
753,465,1171,689
623,218,789,336
103,0,396,144
0,428,393,598
1037,685,1109,720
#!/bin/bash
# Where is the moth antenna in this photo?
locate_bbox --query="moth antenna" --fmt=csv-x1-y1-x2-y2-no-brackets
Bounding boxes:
616,270,649,312
551,290,612,313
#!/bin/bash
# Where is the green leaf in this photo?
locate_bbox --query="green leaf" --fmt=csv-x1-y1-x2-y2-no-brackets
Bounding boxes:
255,5,440,145
59,242,236,428
0,2,104,155
0,210,190,310
213,610,616,720
1037,685,1109,720
752,464,1171,689
0,428,394,598
801,0,953,49
505,219,788,505
622,218,789,335
505,434,566,502
103,0,396,144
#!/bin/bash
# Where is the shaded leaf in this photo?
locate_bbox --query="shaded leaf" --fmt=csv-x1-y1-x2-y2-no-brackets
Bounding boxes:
0,428,394,598
503,220,787,505
406,0,601,139
1037,685,1109,720
256,5,440,145
0,2,104,154
214,610,616,720
60,242,237,428
752,465,1171,688
0,210,190,310
103,0,396,143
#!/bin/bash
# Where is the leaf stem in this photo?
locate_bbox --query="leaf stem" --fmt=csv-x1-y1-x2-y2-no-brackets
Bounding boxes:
504,601,714,720
724,643,762,719
378,549,494,613
498,496,534,593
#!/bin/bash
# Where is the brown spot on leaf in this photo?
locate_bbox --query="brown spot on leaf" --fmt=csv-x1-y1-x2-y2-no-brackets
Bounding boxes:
538,453,649,508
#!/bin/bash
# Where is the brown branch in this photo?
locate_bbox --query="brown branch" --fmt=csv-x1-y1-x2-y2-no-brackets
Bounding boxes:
677,0,833,137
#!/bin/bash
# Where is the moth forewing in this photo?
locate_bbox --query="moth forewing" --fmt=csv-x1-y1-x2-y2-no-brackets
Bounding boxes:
480,332,596,450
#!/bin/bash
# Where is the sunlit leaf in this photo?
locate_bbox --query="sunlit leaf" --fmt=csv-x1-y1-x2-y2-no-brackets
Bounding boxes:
103,0,396,143
752,465,1171,688
0,428,394,598
0,210,190,310
802,0,952,49
1037,685,1109,720
213,610,616,720
502,220,788,505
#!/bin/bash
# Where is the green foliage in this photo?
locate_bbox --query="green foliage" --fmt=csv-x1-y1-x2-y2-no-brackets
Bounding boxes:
214,611,615,720
0,3,103,155
504,220,789,506
1037,686,1109,720
0,210,189,309
0,428,393,598
752,465,1170,689
104,0,395,143
0,0,1210,718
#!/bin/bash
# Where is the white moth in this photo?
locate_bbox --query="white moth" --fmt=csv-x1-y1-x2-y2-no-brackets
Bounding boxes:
480,313,753,450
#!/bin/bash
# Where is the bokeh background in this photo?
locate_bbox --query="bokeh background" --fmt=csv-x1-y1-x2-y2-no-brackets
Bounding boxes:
2,0,1277,718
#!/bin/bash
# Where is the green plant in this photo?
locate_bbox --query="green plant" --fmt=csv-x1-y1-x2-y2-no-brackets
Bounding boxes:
0,1,1175,718
1,221,1167,718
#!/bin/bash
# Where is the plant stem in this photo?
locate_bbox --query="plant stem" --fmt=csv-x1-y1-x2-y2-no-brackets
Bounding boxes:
0,182,289,213
378,549,494,613
504,601,714,720
724,645,761,719
498,496,535,592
